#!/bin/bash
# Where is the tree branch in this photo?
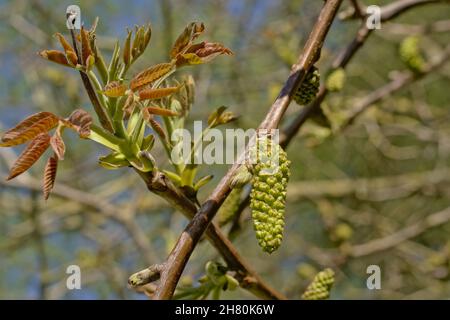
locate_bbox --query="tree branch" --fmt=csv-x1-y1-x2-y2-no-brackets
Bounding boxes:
342,45,450,129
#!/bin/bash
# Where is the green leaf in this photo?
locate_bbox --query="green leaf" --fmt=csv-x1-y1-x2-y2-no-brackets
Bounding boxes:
99,152,130,169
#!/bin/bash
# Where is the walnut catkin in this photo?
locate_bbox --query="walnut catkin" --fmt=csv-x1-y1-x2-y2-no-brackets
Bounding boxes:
399,36,425,73
249,137,290,253
302,268,335,300
293,66,320,105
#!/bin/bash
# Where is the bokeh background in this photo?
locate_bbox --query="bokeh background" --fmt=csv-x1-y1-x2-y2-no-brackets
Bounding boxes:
1,0,450,299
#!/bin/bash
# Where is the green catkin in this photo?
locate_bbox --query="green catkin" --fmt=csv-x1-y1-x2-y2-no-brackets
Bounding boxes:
249,137,291,253
326,68,346,92
293,66,320,105
399,36,425,73
302,268,335,300
217,187,243,227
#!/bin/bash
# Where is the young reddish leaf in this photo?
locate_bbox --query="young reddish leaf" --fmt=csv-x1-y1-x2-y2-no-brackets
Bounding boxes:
132,26,144,58
170,22,205,59
138,86,181,101
7,133,51,181
191,42,233,59
143,106,179,117
123,94,136,119
66,109,93,138
123,29,132,65
54,33,78,66
142,24,152,52
176,42,233,67
50,132,66,160
102,81,127,97
130,63,174,91
0,112,59,147
80,26,93,66
38,50,71,67
43,155,58,200
142,113,166,140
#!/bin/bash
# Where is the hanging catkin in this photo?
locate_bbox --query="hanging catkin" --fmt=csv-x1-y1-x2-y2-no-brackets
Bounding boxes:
249,137,290,253
302,268,335,300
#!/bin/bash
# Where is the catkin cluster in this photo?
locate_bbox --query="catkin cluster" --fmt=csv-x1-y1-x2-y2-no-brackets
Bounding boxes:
249,137,290,253
302,268,335,300
399,36,425,73
293,66,320,105
326,68,346,92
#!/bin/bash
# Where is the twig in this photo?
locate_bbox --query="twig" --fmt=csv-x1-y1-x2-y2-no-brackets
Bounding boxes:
350,205,450,257
149,0,344,300
69,28,114,132
341,45,450,129
287,168,450,201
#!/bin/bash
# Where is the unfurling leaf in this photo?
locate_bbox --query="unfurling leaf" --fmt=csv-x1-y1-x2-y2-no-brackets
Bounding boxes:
138,86,181,101
130,63,173,91
0,112,59,147
143,114,166,140
99,152,130,170
132,25,144,58
163,170,182,185
141,134,155,151
108,41,121,81
170,22,205,59
80,26,94,66
38,50,71,67
123,93,136,119
43,155,58,200
143,106,179,117
123,29,132,65
142,24,152,52
176,42,233,67
194,174,214,191
7,133,51,181
102,81,127,97
54,33,78,66
50,131,66,160
66,109,93,138
207,106,237,127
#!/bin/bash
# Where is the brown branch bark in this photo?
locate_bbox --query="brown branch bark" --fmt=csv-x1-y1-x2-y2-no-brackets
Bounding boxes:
149,0,344,300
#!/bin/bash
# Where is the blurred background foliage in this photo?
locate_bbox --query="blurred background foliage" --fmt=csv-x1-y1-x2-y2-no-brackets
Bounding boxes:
1,0,450,299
